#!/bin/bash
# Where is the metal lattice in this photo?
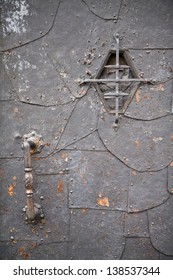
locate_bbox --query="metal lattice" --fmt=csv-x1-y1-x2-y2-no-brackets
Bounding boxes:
79,33,152,127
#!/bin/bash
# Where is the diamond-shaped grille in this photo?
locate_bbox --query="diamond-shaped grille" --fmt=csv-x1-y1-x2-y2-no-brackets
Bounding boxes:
79,34,151,127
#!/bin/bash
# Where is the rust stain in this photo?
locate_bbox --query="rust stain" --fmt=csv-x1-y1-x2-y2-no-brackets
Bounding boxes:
60,152,68,159
170,136,173,141
57,180,63,193
19,247,29,260
45,142,51,146
8,183,15,196
135,89,141,103
33,157,41,161
13,176,17,181
158,84,164,91
81,208,89,214
132,170,137,176
97,194,109,207
135,139,141,149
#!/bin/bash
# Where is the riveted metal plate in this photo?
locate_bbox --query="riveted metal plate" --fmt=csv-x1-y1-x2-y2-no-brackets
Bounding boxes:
121,238,159,260
69,209,125,260
0,0,60,51
2,41,72,106
98,114,173,171
68,151,129,211
116,0,173,48
66,131,106,151
0,101,76,158
56,91,100,151
125,212,149,237
0,241,68,260
148,196,173,256
128,169,169,212
124,50,173,120
42,0,119,97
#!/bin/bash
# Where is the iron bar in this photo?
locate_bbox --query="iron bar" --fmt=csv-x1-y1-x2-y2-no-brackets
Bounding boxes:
79,78,149,84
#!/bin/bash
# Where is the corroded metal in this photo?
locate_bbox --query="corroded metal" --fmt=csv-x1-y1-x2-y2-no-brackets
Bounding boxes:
79,34,153,126
22,131,44,222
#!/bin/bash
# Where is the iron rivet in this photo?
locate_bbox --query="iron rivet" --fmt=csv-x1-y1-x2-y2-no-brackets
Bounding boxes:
40,196,44,200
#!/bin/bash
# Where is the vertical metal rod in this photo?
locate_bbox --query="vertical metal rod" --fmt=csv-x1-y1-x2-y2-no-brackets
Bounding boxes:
115,33,120,125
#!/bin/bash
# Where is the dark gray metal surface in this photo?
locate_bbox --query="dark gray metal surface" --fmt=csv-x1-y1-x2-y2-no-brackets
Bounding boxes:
69,209,125,260
68,151,129,211
0,0,60,51
128,169,169,212
0,101,76,157
0,0,173,260
148,196,173,256
116,0,173,48
98,114,173,171
121,238,159,260
125,212,149,237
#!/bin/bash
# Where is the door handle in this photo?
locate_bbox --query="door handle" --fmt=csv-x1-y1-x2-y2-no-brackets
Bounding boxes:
22,131,44,223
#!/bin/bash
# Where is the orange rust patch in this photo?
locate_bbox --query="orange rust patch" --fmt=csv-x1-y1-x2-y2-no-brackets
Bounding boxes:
97,196,109,207
33,157,41,161
57,180,63,193
19,247,29,260
135,89,141,103
170,136,173,141
8,183,15,196
81,208,89,214
158,84,164,91
132,170,137,176
60,152,69,159
13,176,17,181
135,139,141,149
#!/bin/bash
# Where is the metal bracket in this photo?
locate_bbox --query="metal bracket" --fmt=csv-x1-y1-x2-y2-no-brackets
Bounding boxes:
22,131,44,223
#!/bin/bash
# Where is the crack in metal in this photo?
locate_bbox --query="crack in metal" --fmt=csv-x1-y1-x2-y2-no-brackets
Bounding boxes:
81,0,123,22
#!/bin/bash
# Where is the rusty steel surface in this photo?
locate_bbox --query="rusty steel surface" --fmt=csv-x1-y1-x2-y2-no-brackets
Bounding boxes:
0,0,173,260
